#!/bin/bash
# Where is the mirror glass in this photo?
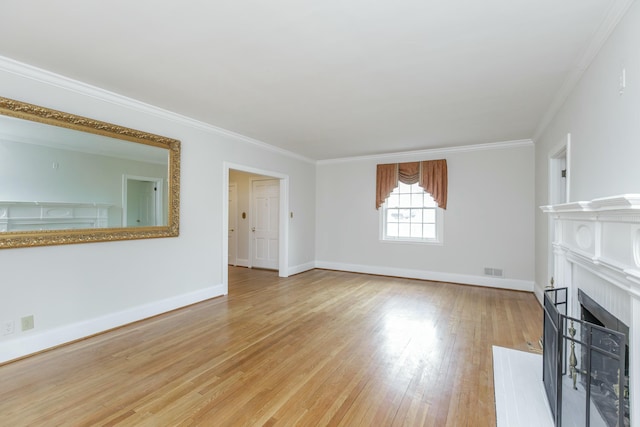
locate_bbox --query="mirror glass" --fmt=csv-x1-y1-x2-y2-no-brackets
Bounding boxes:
0,96,180,248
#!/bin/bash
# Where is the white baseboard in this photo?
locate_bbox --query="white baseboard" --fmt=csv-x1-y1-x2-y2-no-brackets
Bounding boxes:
228,260,315,276
315,261,534,292
0,284,225,364
233,258,250,268
287,261,316,276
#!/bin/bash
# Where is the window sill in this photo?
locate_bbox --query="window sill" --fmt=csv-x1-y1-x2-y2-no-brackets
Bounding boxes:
380,238,443,246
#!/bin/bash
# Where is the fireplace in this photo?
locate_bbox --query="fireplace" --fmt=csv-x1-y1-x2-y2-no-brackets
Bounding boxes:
543,287,628,426
578,288,630,425
580,288,630,425
542,195,640,426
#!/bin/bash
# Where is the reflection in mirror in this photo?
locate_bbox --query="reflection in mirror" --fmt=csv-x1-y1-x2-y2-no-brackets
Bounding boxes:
0,96,180,249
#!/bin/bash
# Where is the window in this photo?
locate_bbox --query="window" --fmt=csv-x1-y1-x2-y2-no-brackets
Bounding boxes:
381,182,443,243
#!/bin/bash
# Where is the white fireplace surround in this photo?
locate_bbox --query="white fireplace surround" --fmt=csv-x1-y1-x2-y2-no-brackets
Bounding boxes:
542,194,640,425
0,201,111,231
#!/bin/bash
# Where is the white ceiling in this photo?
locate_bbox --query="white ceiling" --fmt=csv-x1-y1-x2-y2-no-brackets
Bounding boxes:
0,1,627,160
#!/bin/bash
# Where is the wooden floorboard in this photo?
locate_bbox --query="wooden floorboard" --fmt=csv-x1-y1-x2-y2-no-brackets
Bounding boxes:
0,267,542,426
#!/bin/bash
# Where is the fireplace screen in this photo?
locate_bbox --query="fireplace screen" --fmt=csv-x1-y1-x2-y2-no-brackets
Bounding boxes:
543,288,629,426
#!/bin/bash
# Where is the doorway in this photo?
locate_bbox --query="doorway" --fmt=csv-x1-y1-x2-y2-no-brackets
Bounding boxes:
549,137,570,206
222,162,289,294
548,133,571,286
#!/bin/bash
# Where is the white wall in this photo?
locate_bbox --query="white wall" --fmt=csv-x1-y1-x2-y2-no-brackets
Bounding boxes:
316,142,535,290
0,58,316,363
534,1,640,301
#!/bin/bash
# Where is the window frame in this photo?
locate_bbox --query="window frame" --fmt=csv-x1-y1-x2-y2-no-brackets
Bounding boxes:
379,182,444,245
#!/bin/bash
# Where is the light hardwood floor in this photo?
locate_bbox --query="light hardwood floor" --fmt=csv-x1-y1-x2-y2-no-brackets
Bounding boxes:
0,268,542,426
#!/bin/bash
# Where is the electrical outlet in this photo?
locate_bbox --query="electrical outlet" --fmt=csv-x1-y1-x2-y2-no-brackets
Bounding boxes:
619,68,626,95
21,315,34,331
2,320,15,335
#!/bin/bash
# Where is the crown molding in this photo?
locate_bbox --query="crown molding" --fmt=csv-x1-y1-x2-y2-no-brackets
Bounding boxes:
532,0,635,142
0,56,315,164
316,139,533,165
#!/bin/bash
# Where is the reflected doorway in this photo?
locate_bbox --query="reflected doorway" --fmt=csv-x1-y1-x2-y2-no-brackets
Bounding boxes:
123,175,164,227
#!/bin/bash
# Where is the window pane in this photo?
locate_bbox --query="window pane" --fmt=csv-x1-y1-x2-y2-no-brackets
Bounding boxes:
383,182,441,243
387,194,399,208
398,209,411,222
411,192,423,207
423,224,436,239
423,195,437,208
423,209,435,223
410,209,423,223
398,181,411,193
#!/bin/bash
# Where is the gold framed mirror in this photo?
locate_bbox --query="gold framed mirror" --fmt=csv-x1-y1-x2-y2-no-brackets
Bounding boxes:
0,96,180,249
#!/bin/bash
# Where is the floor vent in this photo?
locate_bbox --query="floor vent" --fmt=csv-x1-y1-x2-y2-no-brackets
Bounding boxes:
484,267,504,277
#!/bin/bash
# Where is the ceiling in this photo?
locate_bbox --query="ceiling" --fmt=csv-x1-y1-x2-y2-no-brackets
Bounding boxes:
0,1,625,160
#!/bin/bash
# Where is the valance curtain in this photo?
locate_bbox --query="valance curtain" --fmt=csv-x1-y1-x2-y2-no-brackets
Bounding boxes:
376,159,448,210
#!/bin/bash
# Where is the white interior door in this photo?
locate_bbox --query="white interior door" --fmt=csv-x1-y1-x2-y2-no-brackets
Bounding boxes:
251,179,279,270
228,183,238,266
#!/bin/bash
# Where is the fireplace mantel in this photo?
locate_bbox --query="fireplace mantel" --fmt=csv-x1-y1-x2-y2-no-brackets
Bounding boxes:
542,195,640,301
542,194,640,425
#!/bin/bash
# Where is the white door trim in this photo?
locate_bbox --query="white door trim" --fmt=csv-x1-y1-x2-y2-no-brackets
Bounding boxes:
222,162,289,294
547,133,571,288
228,182,238,266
